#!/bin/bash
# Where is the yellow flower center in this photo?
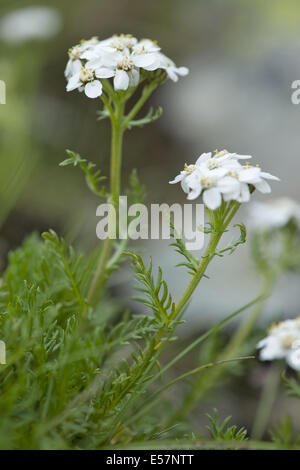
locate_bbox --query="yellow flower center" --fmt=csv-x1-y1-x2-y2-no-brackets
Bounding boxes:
207,159,221,170
214,149,228,158
184,164,195,174
281,334,296,349
68,46,81,60
200,177,214,188
79,67,94,83
111,34,136,51
117,56,134,71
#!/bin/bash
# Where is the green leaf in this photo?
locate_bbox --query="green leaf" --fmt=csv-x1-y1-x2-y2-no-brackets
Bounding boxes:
206,408,247,442
126,106,163,130
125,252,175,323
60,150,107,197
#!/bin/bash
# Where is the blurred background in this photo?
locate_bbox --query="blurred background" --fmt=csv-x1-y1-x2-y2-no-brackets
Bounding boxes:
1,0,300,439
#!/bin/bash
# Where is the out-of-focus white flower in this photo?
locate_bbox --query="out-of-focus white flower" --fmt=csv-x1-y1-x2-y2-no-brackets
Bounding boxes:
0,6,62,44
0,340,6,365
257,318,300,370
248,198,300,231
65,34,189,97
169,150,279,210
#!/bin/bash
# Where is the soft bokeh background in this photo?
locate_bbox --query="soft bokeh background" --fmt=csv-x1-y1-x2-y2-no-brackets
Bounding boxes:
1,0,300,438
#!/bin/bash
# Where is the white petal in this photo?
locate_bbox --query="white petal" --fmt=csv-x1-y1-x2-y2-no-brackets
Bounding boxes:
187,186,202,200
195,153,212,166
169,174,184,184
202,187,222,210
238,183,251,202
114,70,129,90
181,179,190,194
287,348,300,370
133,53,156,68
95,67,115,78
177,66,189,76
186,171,201,189
167,68,179,82
66,73,81,91
65,59,81,78
260,171,280,181
238,167,261,183
258,336,285,360
254,179,271,194
229,153,252,160
84,80,103,98
209,167,228,178
81,49,99,61
128,68,140,87
217,176,240,194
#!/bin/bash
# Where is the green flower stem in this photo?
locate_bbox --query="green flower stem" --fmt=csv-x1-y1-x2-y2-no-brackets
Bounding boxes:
171,202,241,321
104,203,242,425
111,105,125,206
87,80,160,305
251,365,281,440
87,99,125,305
122,81,159,129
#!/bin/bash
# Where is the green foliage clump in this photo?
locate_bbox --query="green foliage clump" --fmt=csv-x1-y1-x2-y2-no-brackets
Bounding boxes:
0,233,165,449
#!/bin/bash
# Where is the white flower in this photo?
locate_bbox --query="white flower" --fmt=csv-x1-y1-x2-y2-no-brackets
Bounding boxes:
0,340,6,365
86,50,143,91
154,53,189,82
257,318,300,370
236,164,280,194
169,150,279,210
66,65,103,99
65,34,189,96
99,34,138,52
0,6,62,44
248,198,300,231
65,37,99,79
132,38,161,55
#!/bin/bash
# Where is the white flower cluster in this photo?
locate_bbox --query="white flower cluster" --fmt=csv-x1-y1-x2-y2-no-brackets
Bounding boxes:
257,318,300,370
65,34,189,99
248,198,300,232
169,150,279,210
